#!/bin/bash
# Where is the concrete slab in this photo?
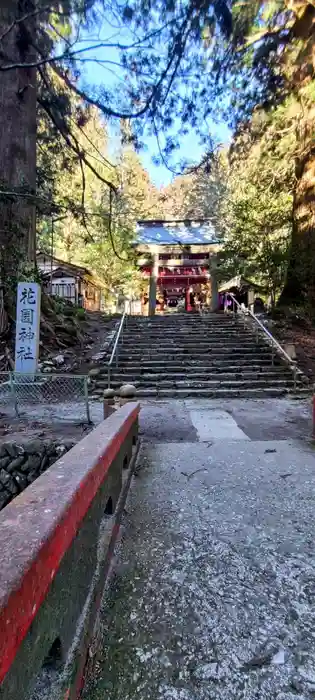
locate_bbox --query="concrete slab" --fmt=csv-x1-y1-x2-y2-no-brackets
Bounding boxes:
84,427,315,700
139,402,198,443
83,397,315,700
188,408,232,419
189,409,250,441
143,397,312,443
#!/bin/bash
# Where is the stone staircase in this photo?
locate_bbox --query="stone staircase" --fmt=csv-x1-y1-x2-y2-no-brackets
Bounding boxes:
92,313,309,398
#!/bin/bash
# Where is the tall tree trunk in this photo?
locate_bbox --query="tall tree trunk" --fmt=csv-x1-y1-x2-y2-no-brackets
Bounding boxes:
279,108,315,307
0,1,37,319
278,1,315,309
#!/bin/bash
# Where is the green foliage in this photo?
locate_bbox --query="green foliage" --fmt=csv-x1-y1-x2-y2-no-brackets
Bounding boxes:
18,263,41,284
224,1,315,306
5,0,315,313
115,145,163,227
75,307,86,319
220,98,298,303
157,155,226,225
37,104,161,304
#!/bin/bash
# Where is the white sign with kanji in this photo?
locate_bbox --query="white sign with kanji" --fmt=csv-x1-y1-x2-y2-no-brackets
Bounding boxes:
15,282,41,374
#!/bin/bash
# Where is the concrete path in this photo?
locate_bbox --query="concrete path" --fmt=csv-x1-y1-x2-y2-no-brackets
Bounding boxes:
84,398,315,700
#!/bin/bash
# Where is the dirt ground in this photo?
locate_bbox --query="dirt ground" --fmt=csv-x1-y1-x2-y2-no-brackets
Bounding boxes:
77,311,118,374
0,311,118,446
273,318,315,383
0,310,118,374
0,414,94,446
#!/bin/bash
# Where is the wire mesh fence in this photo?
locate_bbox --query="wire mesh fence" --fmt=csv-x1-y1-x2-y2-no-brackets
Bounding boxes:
0,372,91,423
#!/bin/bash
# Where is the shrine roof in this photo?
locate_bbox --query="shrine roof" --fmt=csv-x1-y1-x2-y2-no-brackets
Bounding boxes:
136,219,219,245
219,276,264,293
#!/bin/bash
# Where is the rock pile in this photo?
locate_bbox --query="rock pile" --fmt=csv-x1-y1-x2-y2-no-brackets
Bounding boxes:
0,439,75,511
38,320,120,376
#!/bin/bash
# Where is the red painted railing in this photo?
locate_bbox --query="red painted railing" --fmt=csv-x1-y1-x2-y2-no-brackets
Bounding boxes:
0,402,139,697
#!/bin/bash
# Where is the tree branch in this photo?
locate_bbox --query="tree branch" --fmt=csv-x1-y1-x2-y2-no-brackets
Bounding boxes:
69,116,117,171
37,70,118,194
54,64,151,119
0,41,123,71
238,22,294,52
0,21,175,71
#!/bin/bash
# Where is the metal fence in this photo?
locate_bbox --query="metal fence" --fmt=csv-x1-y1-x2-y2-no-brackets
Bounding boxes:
0,372,91,423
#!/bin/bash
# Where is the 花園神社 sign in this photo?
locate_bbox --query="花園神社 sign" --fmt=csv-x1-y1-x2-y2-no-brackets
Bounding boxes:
15,282,41,374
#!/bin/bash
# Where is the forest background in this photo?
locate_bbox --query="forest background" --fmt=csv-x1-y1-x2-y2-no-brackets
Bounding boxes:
0,1,314,315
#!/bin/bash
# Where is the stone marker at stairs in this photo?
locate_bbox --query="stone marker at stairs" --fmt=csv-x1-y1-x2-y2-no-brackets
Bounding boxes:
103,388,116,419
119,384,137,406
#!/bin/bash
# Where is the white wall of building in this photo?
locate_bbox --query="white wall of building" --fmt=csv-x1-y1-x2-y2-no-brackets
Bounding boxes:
50,277,76,301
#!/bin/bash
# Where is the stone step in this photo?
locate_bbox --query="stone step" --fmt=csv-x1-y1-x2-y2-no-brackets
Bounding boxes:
125,323,244,331
122,337,256,344
127,317,240,322
124,332,249,340
117,352,275,362
126,314,229,320
117,348,270,357
124,333,255,341
123,328,255,335
119,340,271,355
109,313,306,399
124,325,252,332
117,357,283,368
105,370,294,382
121,335,266,344
102,387,310,399
121,339,261,348
119,348,272,357
127,314,232,320
101,377,300,388
125,324,248,332
122,338,256,346
104,364,287,376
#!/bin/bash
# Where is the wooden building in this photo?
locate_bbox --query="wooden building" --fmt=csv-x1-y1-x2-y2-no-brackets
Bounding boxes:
219,276,264,311
36,252,103,311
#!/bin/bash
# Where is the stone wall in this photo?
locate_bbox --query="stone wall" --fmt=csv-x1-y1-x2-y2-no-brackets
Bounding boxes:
0,440,75,511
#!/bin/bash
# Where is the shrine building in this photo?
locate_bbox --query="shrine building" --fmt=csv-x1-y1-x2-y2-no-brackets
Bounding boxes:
134,219,221,315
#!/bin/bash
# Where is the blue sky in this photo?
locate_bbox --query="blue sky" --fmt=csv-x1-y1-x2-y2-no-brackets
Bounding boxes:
77,17,231,187
140,119,231,186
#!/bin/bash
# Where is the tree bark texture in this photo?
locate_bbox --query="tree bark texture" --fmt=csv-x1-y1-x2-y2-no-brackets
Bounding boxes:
280,124,315,305
280,2,315,307
0,1,37,305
